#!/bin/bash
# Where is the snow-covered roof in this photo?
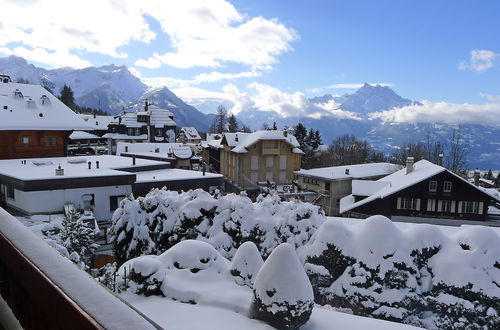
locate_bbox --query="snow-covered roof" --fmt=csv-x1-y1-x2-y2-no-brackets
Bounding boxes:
206,133,222,141
172,146,192,159
111,105,175,128
295,163,401,181
202,138,223,149
0,155,168,181
0,82,91,131
79,114,114,131
479,178,495,186
135,169,222,183
227,131,302,153
180,126,201,140
69,131,104,140
352,180,391,197
341,160,500,213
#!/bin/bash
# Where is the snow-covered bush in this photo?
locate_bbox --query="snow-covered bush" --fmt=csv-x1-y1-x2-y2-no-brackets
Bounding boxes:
110,189,325,265
303,215,500,329
231,241,264,287
250,243,314,329
60,209,99,267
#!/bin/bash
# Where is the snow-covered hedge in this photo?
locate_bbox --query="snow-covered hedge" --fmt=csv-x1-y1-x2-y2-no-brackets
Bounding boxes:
110,189,325,266
302,215,500,329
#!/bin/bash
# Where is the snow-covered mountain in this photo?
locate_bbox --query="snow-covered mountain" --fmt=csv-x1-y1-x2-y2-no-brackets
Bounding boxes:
310,83,419,113
0,55,213,132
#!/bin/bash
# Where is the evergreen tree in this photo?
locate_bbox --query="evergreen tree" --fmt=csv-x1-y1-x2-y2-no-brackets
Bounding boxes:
227,113,239,132
293,123,307,150
59,84,76,110
313,130,322,149
60,210,99,267
496,172,500,188
261,122,270,130
486,169,494,180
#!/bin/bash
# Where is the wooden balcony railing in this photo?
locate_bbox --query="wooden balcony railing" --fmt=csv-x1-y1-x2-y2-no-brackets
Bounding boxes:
0,207,162,330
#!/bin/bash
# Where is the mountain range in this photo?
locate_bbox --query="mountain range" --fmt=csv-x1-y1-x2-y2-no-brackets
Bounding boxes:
0,55,498,169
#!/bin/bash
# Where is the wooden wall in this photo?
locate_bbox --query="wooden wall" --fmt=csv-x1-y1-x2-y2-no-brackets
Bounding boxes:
0,130,70,159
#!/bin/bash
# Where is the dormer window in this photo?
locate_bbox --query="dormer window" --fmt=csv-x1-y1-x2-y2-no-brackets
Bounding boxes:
40,95,51,105
13,89,23,99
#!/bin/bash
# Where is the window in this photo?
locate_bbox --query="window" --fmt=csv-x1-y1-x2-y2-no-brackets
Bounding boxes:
398,197,420,210
110,196,126,211
7,186,15,200
250,172,258,184
279,156,287,170
155,128,163,137
443,181,452,192
442,200,453,212
427,199,436,211
263,141,275,149
251,156,259,170
279,171,287,183
127,127,141,136
429,181,437,192
44,136,57,146
265,172,273,181
266,156,274,167
462,201,479,214
22,137,29,144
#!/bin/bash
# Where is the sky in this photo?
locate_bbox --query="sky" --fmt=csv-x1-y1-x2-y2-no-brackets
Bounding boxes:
1,0,499,123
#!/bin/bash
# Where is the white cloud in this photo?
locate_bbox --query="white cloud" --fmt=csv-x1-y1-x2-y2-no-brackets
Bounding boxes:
459,49,499,72
134,1,297,70
223,82,361,120
142,70,262,88
1,0,296,72
480,92,500,103
172,86,231,103
369,100,500,126
0,0,155,68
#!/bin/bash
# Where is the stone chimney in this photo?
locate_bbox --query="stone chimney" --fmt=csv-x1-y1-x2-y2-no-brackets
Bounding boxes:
474,168,480,186
406,157,414,175
438,153,444,166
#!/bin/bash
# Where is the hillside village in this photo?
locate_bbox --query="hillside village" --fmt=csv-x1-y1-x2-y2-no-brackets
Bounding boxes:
0,70,499,330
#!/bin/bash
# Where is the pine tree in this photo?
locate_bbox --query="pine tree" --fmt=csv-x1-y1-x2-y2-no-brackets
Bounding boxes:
60,210,99,267
59,84,76,110
486,169,494,180
293,123,307,150
209,105,228,133
228,113,239,132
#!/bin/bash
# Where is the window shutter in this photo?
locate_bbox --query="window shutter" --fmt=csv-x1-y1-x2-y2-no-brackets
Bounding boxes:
397,197,401,210
479,202,484,214
458,201,462,213
427,199,432,211
451,201,456,213
416,198,421,211
437,200,442,212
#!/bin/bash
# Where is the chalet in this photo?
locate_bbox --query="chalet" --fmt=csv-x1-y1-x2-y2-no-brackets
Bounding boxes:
177,126,202,144
294,163,401,215
341,158,500,221
0,75,91,159
0,155,223,221
220,130,303,193
105,101,176,154
68,131,107,156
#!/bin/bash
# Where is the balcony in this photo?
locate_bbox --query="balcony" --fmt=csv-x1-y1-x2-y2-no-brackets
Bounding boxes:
262,148,280,155
0,207,161,330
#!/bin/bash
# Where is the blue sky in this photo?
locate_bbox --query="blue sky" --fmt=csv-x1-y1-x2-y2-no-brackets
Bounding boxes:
1,0,499,122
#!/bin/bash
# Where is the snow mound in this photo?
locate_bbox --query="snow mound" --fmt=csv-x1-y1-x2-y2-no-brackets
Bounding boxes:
231,241,264,287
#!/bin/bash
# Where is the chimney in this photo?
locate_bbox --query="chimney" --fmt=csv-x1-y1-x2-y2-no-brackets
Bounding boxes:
235,134,239,142
474,168,480,186
82,195,93,216
144,99,149,111
96,161,100,169
283,130,288,137
88,161,92,170
125,145,128,153
203,163,206,176
345,168,349,175
132,155,136,165
55,164,64,176
406,157,414,175
93,112,96,119
438,153,444,166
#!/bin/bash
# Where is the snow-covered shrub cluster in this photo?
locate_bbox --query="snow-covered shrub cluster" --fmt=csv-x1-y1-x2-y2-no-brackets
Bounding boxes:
110,188,325,266
303,215,500,329
118,240,315,329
